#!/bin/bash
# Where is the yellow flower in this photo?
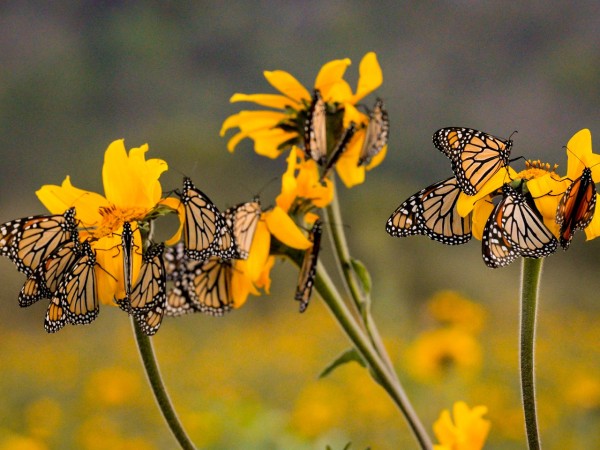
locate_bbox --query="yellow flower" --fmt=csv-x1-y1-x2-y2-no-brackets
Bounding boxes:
276,146,334,212
427,290,486,335
231,206,312,308
36,139,174,305
528,128,600,240
405,328,482,383
433,401,491,450
220,52,386,187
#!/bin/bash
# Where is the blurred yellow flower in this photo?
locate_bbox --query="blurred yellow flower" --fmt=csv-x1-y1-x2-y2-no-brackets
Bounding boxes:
85,367,142,407
220,52,386,187
25,397,62,440
406,328,482,382
433,401,491,450
427,291,486,334
36,140,176,305
565,373,600,410
0,435,48,450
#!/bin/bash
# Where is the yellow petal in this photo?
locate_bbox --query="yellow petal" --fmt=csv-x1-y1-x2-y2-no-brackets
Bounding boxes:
315,58,351,97
566,129,592,180
264,207,312,250
92,234,121,305
36,176,108,227
245,220,271,281
263,70,311,103
231,260,254,308
336,140,366,188
366,144,388,171
343,104,369,127
471,198,495,241
158,197,185,246
220,110,287,135
276,148,301,211
351,52,383,104
255,255,275,293
323,80,353,104
527,173,566,236
230,93,298,110
253,128,297,158
456,166,518,217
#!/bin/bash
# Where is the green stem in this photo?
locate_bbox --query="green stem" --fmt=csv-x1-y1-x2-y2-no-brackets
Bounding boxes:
313,262,433,450
323,185,396,374
519,258,543,450
132,318,197,450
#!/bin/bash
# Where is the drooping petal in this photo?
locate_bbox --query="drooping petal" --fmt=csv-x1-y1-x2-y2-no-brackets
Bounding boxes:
230,93,297,110
264,207,312,250
276,147,302,211
158,197,185,246
527,173,566,236
351,52,383,104
36,176,109,228
245,219,271,281
231,260,256,308
335,136,366,188
263,70,311,103
471,198,495,241
93,234,122,305
255,255,275,293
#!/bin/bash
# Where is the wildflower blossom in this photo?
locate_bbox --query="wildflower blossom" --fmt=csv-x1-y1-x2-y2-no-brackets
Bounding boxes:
221,52,387,187
433,401,491,450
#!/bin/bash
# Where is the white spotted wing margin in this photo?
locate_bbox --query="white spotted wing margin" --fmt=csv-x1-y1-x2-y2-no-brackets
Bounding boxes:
386,177,472,245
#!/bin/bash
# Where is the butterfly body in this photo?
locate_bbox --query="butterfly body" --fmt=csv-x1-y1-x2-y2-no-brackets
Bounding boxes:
433,128,512,195
556,167,596,250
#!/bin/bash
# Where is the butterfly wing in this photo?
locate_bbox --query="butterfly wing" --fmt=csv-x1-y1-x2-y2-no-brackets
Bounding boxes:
433,128,512,195
303,89,327,165
321,122,357,180
358,98,389,166
0,208,77,276
387,177,472,244
179,177,237,260
164,243,197,317
294,220,322,312
189,257,234,316
224,199,262,260
20,240,81,307
556,167,597,250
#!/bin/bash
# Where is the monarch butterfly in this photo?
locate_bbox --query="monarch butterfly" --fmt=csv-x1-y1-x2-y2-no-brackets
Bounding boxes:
556,167,597,250
127,243,167,336
320,122,357,180
178,177,237,261
164,242,234,316
224,198,262,260
303,89,327,166
44,241,98,333
295,219,322,313
433,127,513,196
19,238,81,307
482,184,558,268
386,177,472,245
357,98,389,166
0,207,78,276
114,221,136,311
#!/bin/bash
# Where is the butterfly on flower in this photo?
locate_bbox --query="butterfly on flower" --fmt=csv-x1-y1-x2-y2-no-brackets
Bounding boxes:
433,127,513,196
0,208,78,276
224,198,262,260
303,89,328,166
295,219,323,313
556,167,597,250
357,98,389,167
386,177,472,245
482,184,558,268
177,177,238,261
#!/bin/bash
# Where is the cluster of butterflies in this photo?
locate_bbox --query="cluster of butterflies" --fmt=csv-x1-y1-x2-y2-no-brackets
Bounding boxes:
0,175,326,334
302,89,389,178
386,127,597,268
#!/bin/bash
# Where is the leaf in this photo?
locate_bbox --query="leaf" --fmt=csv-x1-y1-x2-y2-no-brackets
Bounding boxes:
319,348,366,379
351,258,372,294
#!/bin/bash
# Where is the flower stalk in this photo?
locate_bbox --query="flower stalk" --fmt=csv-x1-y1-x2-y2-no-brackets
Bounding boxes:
519,257,543,450
132,318,197,450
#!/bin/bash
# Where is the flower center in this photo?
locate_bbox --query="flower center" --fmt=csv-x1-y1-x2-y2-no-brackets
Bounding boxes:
89,205,149,238
517,160,559,181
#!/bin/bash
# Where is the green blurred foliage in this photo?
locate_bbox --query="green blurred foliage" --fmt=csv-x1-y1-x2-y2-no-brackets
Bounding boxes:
0,1,599,448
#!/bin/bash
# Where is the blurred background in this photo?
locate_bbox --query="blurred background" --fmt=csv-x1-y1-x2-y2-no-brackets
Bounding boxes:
0,1,599,449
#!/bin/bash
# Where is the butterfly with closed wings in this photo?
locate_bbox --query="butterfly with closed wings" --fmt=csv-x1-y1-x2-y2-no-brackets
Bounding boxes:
294,219,323,313
482,184,558,268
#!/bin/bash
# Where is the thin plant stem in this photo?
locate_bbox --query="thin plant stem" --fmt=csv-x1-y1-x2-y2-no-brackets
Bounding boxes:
323,183,398,379
519,257,543,450
132,318,197,450
313,263,433,450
